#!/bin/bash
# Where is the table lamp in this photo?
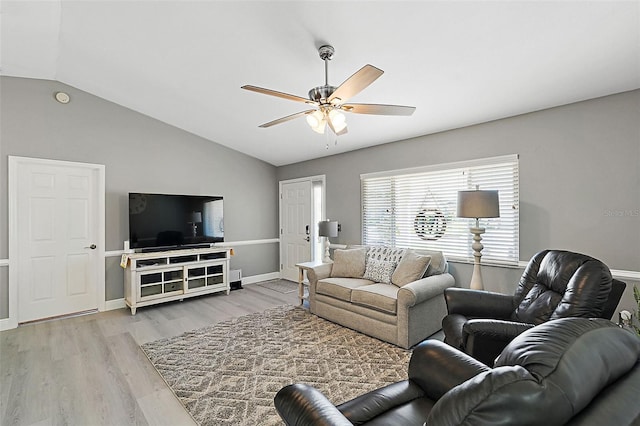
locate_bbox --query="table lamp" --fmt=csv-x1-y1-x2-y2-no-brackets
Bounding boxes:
318,220,339,263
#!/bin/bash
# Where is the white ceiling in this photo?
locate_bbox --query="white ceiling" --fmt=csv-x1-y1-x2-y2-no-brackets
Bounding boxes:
2,1,639,166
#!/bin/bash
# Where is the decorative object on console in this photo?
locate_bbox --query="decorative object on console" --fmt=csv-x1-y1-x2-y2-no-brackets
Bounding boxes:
457,186,499,290
318,219,339,263
189,211,202,237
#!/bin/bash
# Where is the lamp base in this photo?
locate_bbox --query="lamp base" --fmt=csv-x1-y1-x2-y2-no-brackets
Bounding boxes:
469,226,485,290
322,237,332,263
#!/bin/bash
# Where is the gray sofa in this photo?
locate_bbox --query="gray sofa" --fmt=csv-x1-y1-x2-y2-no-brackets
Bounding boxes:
304,246,457,349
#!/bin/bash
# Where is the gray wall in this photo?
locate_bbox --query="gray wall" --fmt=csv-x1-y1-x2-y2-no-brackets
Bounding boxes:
278,90,640,312
2,76,638,319
0,76,280,316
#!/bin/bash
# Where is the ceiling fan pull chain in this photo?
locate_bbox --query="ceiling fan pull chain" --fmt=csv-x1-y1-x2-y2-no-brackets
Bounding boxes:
325,124,330,150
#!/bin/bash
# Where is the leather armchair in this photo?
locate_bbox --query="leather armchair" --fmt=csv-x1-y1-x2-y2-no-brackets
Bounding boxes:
442,249,625,365
274,318,640,426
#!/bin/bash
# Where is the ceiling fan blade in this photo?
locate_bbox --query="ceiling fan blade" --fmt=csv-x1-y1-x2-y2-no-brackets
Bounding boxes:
259,110,316,128
242,85,315,105
341,103,416,116
328,65,384,103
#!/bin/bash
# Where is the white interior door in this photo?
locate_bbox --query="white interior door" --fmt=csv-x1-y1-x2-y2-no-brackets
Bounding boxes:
13,157,105,323
280,180,312,281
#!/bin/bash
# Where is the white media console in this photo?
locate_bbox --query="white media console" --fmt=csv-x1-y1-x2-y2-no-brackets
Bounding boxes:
123,246,231,315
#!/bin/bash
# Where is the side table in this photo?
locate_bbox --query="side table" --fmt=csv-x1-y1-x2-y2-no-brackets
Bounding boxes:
295,260,328,305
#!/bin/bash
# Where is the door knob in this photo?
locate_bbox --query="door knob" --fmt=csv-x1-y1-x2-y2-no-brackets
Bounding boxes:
85,244,97,249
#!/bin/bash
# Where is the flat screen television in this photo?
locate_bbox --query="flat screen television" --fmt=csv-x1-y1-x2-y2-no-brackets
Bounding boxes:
129,193,224,251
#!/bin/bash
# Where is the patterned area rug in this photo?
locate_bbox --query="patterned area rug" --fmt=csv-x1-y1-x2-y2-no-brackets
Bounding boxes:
141,305,411,425
255,279,298,294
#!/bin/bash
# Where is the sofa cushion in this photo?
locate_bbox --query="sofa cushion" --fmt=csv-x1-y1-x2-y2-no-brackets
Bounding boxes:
331,248,367,278
391,250,432,287
351,283,399,314
316,277,375,302
363,259,397,284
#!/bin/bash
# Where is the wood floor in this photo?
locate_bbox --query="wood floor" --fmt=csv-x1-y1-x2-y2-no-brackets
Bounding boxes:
0,282,300,426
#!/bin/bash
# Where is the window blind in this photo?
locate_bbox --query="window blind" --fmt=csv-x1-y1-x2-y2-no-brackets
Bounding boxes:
361,155,519,265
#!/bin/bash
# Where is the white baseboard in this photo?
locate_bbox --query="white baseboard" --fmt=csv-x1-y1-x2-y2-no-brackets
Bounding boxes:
104,298,127,311
0,316,18,331
241,272,281,285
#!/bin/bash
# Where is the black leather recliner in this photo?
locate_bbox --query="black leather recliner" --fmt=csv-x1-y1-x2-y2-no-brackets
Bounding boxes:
274,318,640,425
442,249,625,365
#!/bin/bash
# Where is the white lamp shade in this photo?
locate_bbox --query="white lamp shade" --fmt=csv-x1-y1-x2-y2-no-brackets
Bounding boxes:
318,220,339,238
457,190,500,219
306,110,322,127
328,109,346,132
191,212,202,223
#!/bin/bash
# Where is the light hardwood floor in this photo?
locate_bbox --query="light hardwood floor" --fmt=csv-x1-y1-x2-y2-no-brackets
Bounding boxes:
0,282,300,426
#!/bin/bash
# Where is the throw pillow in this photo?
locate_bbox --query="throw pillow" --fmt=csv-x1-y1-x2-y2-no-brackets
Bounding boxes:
330,248,367,278
391,250,432,287
363,259,397,284
366,246,405,264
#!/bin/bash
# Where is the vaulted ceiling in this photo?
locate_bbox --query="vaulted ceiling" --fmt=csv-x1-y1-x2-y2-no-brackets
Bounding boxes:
2,1,639,166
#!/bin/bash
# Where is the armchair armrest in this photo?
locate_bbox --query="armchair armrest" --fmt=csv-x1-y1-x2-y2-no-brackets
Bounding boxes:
463,319,535,366
444,287,515,318
274,383,353,426
398,273,456,307
408,340,490,400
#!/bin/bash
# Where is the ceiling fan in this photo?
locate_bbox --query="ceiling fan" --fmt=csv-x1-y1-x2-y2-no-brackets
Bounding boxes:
241,45,416,136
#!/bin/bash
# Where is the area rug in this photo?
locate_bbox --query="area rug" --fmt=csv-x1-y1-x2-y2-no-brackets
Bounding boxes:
141,305,411,425
255,279,298,294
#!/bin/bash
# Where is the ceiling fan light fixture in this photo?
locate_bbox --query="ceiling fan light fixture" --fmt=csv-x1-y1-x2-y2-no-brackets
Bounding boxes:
311,119,326,134
328,109,347,133
306,110,324,129
329,109,346,125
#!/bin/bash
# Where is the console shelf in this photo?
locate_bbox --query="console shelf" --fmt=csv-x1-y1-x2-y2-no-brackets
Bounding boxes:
123,246,231,315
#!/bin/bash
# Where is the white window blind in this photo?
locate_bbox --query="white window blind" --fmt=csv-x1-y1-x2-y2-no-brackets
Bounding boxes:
361,155,519,265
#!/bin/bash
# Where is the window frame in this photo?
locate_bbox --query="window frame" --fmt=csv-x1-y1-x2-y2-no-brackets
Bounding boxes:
361,154,519,266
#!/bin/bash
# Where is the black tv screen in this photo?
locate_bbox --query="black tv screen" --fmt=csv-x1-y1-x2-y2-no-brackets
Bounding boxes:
129,193,224,250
